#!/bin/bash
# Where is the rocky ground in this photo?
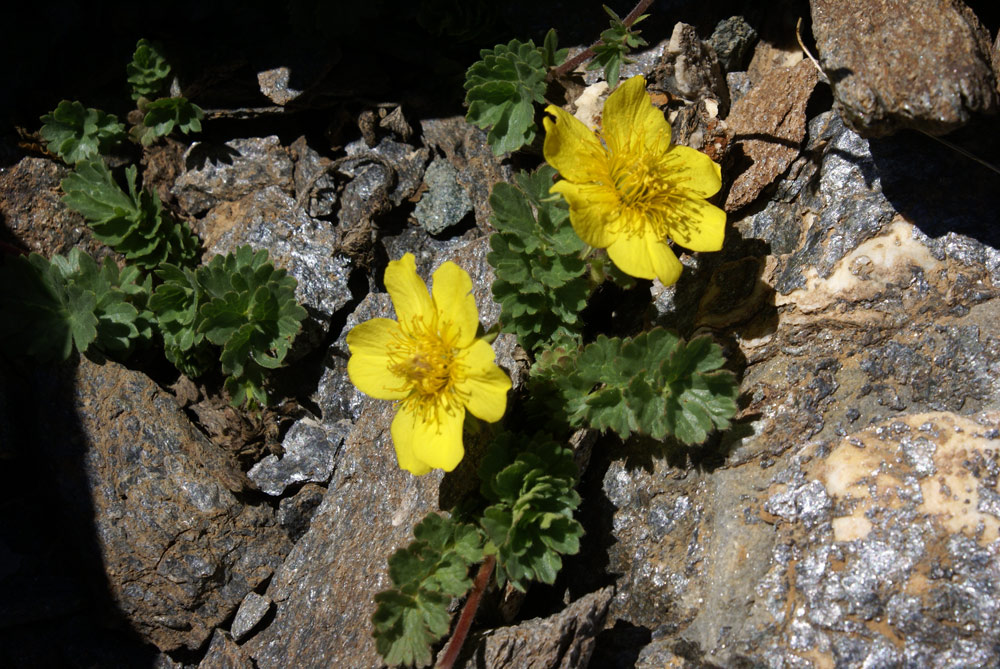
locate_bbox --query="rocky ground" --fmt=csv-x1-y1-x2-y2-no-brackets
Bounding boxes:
3,1,1000,667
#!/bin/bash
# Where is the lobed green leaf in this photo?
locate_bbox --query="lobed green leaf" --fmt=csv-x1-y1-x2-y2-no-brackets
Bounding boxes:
39,100,125,164
127,39,172,101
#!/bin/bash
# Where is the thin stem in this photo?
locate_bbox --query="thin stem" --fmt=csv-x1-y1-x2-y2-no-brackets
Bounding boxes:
436,555,496,669
548,0,655,81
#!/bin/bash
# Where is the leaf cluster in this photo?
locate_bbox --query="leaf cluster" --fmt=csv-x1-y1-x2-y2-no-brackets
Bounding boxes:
132,97,204,146
478,432,582,592
61,160,200,270
542,328,738,445
0,248,152,361
150,246,308,407
487,166,590,352
127,39,172,101
372,513,483,668
588,5,649,88
39,101,126,164
464,38,550,155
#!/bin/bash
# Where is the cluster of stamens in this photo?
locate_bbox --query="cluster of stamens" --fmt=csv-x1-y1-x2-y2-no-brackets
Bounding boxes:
386,315,466,424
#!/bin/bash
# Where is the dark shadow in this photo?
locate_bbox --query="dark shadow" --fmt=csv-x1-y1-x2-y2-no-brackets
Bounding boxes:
588,620,652,669
869,115,1000,248
184,142,241,171
0,357,159,667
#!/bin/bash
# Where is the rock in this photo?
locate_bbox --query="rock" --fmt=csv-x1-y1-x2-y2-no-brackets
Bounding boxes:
173,136,294,216
810,0,998,137
276,483,327,543
653,22,729,115
421,118,513,231
247,417,351,496
0,157,110,261
257,67,303,106
724,42,819,212
413,157,473,235
747,411,1000,666
32,358,291,652
460,586,614,668
230,592,272,641
198,630,253,669
199,185,353,349
708,15,758,73
242,402,444,668
290,135,337,218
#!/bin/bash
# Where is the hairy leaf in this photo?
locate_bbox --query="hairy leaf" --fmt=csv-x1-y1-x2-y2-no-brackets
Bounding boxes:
127,39,172,101
487,166,590,353
586,5,649,88
372,513,483,667
464,39,548,155
39,101,125,164
478,432,582,592
62,160,200,270
134,97,204,146
542,328,739,444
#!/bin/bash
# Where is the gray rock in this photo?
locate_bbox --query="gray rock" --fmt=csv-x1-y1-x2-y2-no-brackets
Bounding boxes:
34,358,291,652
198,629,253,669
276,483,327,542
708,15,758,72
413,157,473,235
230,592,272,641
460,586,614,668
654,22,729,115
247,417,350,496
291,135,337,217
810,0,998,137
257,67,303,106
173,136,294,216
199,185,353,349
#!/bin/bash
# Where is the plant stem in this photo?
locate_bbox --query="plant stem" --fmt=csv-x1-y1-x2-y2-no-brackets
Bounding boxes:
547,0,655,81
436,555,496,669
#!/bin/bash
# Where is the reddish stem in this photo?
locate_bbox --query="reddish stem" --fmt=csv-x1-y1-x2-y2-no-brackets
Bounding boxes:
547,0,656,81
436,555,496,669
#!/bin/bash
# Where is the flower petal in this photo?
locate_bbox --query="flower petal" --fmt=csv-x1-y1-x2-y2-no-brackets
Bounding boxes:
667,145,723,198
542,105,608,183
456,339,511,423
602,75,671,156
551,180,620,248
668,197,726,252
431,261,479,348
385,253,434,334
390,407,433,475
391,402,466,473
346,318,408,399
607,228,683,285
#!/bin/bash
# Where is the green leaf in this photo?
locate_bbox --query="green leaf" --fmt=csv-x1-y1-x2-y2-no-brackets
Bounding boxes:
464,39,548,155
135,97,204,146
541,28,568,68
39,100,125,164
62,161,201,270
0,249,151,361
542,329,739,445
477,432,582,592
127,39,172,101
372,513,483,667
487,167,590,353
586,5,649,88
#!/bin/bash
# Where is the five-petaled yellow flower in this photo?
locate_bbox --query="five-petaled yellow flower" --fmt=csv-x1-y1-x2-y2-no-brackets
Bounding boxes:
543,75,726,286
346,254,511,475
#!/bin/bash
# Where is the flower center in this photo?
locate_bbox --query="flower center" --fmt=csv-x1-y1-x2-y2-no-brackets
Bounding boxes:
387,315,465,418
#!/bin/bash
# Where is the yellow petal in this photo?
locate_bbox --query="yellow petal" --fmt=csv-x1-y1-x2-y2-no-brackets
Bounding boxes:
667,145,723,198
456,339,511,423
607,229,683,286
667,197,726,252
385,253,434,334
392,402,466,473
602,76,671,156
551,180,620,248
431,261,479,348
346,319,408,399
542,105,608,183
390,407,433,475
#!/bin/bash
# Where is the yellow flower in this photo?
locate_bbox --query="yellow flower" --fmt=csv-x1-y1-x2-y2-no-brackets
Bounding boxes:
542,75,726,286
346,253,511,475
